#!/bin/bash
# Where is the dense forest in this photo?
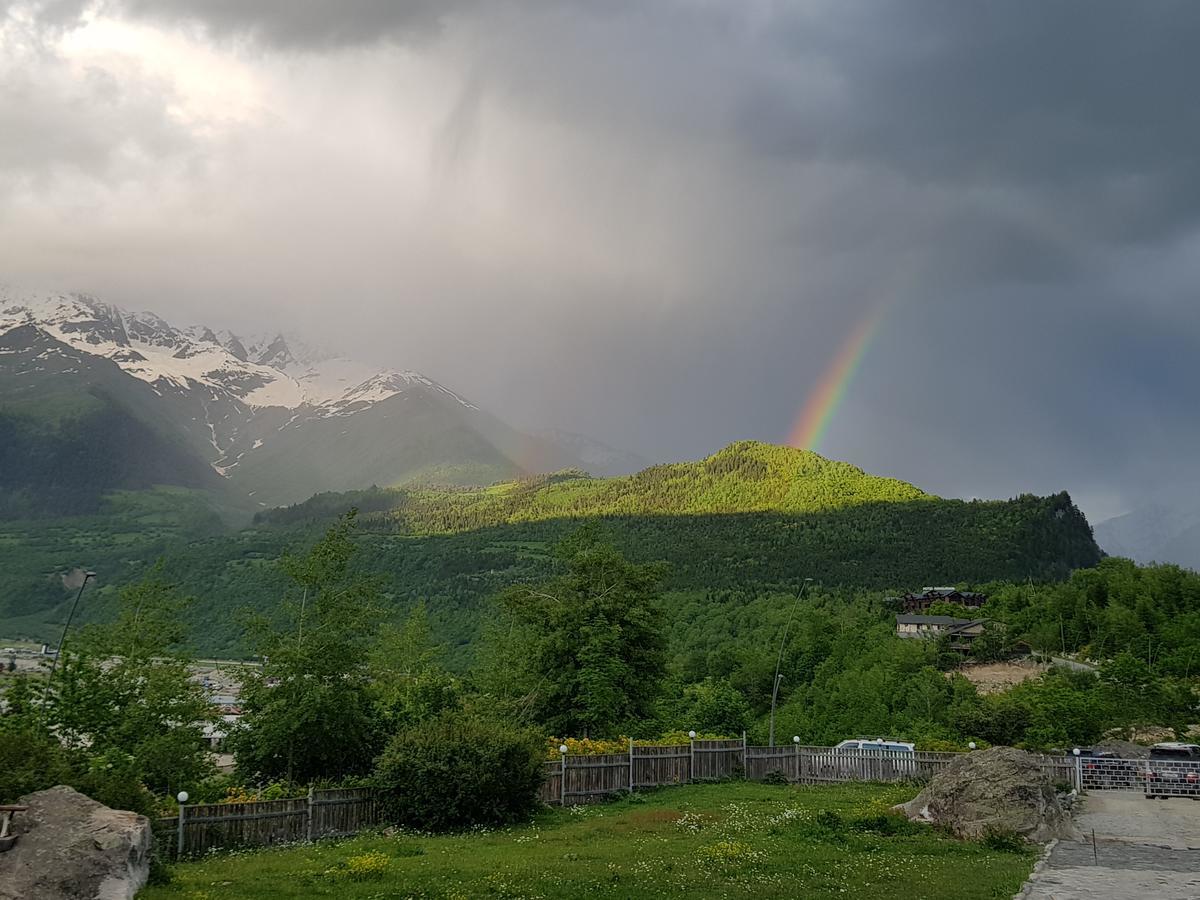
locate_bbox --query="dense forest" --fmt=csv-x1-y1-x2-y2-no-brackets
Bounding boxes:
0,442,1102,658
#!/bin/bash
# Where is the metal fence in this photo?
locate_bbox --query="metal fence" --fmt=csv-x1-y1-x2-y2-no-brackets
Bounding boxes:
1082,754,1200,796
156,743,1083,858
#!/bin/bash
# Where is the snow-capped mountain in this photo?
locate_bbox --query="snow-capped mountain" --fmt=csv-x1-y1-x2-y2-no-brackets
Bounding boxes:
0,288,580,514
0,288,473,414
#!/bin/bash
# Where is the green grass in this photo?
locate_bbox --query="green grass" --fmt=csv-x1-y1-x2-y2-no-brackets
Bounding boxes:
141,782,1036,900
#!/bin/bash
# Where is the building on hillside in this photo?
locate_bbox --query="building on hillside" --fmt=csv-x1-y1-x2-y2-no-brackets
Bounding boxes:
895,614,989,652
887,587,988,614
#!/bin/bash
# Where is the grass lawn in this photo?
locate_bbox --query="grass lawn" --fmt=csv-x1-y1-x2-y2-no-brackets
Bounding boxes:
142,782,1041,900
141,782,1037,900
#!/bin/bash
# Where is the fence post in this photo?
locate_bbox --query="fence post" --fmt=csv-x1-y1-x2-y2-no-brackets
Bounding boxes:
689,732,696,783
1073,749,1083,793
628,738,635,792
741,731,748,779
306,787,315,843
560,746,568,806
176,803,185,861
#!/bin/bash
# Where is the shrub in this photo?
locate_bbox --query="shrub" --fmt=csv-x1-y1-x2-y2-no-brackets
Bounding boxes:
75,748,156,816
814,809,844,833
981,825,1027,853
848,813,920,836
0,726,76,803
375,713,545,831
760,769,789,786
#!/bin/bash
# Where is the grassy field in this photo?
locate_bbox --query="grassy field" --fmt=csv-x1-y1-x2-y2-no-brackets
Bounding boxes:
141,782,1036,900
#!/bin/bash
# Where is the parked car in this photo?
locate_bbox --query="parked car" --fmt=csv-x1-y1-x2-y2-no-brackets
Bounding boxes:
833,738,916,754
1144,743,1200,799
1077,749,1139,790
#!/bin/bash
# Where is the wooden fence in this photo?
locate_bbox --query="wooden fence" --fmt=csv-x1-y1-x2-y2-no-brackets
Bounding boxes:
156,744,1081,857
155,787,384,860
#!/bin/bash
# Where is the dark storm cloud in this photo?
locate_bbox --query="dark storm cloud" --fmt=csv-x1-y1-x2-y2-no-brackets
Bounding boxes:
2,0,1198,525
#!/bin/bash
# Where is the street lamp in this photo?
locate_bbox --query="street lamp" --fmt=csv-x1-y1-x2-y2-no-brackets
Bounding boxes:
47,570,96,685
769,577,813,746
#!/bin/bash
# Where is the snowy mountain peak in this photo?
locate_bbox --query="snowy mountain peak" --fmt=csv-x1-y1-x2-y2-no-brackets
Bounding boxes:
0,288,463,415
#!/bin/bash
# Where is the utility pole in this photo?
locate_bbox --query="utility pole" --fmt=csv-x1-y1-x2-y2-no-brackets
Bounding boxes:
47,571,96,685
769,577,813,747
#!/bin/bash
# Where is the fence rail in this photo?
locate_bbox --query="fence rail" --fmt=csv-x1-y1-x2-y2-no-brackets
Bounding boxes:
156,742,1082,859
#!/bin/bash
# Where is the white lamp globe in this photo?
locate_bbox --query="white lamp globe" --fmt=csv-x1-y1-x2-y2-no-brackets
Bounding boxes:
688,730,697,739
558,744,569,755
1072,747,1081,757
793,736,800,744
176,791,189,804
968,742,976,750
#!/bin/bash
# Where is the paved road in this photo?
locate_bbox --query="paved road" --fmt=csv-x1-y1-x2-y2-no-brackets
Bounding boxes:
1020,792,1200,899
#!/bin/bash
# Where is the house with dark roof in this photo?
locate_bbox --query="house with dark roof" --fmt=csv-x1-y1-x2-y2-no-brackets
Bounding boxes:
895,614,989,651
887,587,988,614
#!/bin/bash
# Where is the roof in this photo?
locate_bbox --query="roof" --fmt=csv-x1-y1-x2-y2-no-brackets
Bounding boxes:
896,614,975,626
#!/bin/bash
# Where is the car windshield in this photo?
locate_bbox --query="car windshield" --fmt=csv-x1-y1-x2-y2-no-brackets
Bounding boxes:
1151,748,1195,760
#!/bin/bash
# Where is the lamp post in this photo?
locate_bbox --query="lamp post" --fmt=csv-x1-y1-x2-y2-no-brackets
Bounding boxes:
768,577,813,746
47,570,96,685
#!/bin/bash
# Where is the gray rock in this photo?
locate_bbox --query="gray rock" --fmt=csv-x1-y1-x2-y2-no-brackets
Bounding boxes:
0,785,151,900
896,746,1081,843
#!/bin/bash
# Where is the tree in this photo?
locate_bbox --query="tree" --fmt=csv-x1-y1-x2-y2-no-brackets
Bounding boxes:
672,677,752,736
231,511,384,784
48,569,217,794
368,602,461,732
480,530,667,736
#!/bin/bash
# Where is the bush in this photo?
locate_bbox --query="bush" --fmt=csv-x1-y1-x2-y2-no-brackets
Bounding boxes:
760,769,789,786
375,713,546,831
0,726,76,803
814,810,844,833
75,749,156,816
981,825,1027,853
848,813,920,836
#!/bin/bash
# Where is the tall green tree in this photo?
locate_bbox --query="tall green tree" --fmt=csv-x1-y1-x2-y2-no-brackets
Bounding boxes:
480,530,667,736
231,511,384,784
368,602,462,732
48,569,217,794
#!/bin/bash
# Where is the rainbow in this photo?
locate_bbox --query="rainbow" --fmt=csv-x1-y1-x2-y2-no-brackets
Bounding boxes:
787,308,885,452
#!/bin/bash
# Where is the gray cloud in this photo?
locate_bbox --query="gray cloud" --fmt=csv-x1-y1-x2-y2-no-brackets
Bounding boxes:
1,0,1198,526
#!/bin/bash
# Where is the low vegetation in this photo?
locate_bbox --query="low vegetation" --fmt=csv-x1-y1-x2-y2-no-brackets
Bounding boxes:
139,782,1038,900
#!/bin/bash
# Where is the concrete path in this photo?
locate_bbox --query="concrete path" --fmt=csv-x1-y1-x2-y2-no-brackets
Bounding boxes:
1019,792,1200,899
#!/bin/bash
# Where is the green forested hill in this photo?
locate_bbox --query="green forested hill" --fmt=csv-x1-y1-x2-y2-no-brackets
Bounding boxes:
0,442,1102,660
257,441,930,529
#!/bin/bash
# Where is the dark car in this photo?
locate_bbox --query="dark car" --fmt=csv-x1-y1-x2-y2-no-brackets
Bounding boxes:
1144,743,1200,799
1077,749,1139,790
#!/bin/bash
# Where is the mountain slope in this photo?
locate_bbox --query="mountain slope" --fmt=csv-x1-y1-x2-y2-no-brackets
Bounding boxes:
1094,501,1200,571
0,289,583,513
0,440,1103,657
260,440,932,529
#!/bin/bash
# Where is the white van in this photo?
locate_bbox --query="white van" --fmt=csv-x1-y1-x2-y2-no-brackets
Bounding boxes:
834,738,915,753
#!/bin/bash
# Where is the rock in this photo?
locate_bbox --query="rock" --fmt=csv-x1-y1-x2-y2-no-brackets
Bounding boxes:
895,746,1080,843
0,786,151,900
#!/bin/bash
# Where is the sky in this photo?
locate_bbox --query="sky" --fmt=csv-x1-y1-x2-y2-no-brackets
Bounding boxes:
2,1,1198,524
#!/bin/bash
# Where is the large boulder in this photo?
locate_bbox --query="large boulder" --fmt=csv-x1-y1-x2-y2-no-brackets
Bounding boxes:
0,785,151,900
896,746,1079,842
